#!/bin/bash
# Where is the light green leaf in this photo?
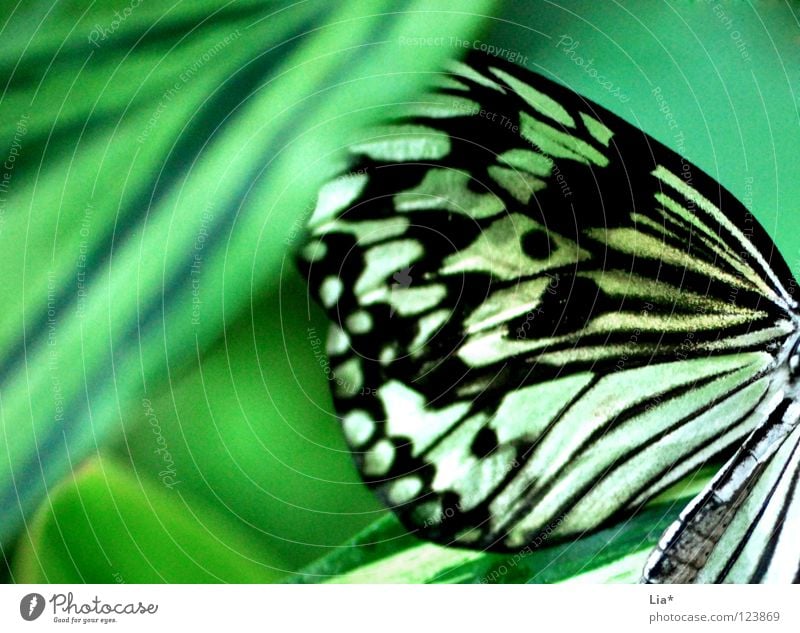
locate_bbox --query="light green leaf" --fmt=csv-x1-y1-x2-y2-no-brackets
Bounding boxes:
289,468,716,583
111,266,387,569
12,456,288,583
0,0,497,548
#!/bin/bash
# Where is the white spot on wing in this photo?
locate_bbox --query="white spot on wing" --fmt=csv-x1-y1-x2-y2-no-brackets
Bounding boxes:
320,277,343,308
346,311,373,334
350,125,450,161
310,174,368,227
343,410,375,447
380,381,470,457
355,240,423,296
363,439,395,476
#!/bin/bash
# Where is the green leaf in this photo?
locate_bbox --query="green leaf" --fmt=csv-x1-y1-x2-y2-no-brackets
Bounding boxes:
12,456,288,583
289,469,716,583
0,0,498,548
110,265,387,570
289,501,683,584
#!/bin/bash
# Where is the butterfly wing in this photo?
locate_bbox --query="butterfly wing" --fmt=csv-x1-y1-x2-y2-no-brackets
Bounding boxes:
300,51,799,551
644,391,800,583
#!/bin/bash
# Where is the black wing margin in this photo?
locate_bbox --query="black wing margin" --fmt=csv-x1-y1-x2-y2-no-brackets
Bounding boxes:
299,50,799,553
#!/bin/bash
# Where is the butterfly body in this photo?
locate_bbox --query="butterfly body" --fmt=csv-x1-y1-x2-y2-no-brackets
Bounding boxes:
301,51,800,582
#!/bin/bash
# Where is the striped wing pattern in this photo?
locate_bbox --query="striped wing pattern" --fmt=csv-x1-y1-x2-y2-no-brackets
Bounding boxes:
300,51,800,576
644,390,800,583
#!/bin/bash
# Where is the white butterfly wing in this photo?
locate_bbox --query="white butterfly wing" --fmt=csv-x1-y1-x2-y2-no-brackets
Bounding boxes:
644,390,800,583
301,52,799,560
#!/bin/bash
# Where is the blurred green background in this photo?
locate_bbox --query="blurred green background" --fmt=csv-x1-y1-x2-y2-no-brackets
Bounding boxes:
1,0,798,583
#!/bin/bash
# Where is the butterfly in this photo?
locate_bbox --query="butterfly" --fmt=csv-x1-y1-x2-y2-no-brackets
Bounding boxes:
298,50,800,583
